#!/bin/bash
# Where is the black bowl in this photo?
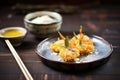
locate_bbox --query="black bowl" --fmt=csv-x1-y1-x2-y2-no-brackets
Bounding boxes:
35,35,113,72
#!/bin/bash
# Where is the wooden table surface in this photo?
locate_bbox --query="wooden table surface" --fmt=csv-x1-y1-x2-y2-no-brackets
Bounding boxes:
0,5,120,80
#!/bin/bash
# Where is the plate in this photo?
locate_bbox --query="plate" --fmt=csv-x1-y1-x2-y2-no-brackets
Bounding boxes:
35,35,113,72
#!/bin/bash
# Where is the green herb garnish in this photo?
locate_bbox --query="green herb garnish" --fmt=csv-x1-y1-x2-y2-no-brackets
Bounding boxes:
79,40,83,47
73,32,78,39
65,36,69,48
79,34,84,47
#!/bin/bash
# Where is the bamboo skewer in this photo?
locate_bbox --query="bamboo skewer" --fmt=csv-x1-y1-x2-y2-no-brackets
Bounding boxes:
5,39,34,80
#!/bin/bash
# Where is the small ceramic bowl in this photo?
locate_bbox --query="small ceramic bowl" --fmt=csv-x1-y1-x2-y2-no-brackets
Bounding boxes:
0,27,27,47
24,11,62,38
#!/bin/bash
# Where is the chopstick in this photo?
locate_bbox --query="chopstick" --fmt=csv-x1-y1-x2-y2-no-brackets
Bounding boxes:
5,39,34,80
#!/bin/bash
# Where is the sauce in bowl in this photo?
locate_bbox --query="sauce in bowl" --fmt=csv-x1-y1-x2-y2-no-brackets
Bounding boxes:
1,29,23,37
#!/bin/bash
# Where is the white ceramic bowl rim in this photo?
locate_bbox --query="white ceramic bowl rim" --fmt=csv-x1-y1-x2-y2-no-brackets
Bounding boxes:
24,11,62,25
0,27,27,38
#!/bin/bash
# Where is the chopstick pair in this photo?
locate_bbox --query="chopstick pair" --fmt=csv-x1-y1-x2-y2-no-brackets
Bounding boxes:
5,39,34,80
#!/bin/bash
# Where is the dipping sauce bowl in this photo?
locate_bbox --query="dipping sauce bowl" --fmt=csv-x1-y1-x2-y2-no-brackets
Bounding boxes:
0,27,27,47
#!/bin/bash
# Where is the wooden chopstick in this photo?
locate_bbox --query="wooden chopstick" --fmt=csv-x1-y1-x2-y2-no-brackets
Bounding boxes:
5,39,34,80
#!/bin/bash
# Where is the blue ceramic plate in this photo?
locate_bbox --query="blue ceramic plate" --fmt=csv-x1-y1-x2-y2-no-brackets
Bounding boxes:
36,35,113,72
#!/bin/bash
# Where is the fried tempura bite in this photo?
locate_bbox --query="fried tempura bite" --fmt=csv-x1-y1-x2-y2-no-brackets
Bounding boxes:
59,47,80,61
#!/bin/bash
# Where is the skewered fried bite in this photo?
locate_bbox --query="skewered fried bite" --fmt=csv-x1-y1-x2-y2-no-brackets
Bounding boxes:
50,25,94,61
70,34,94,54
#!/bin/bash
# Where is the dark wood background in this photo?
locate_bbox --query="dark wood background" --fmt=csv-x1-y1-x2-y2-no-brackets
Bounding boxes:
0,0,120,6
0,0,120,80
